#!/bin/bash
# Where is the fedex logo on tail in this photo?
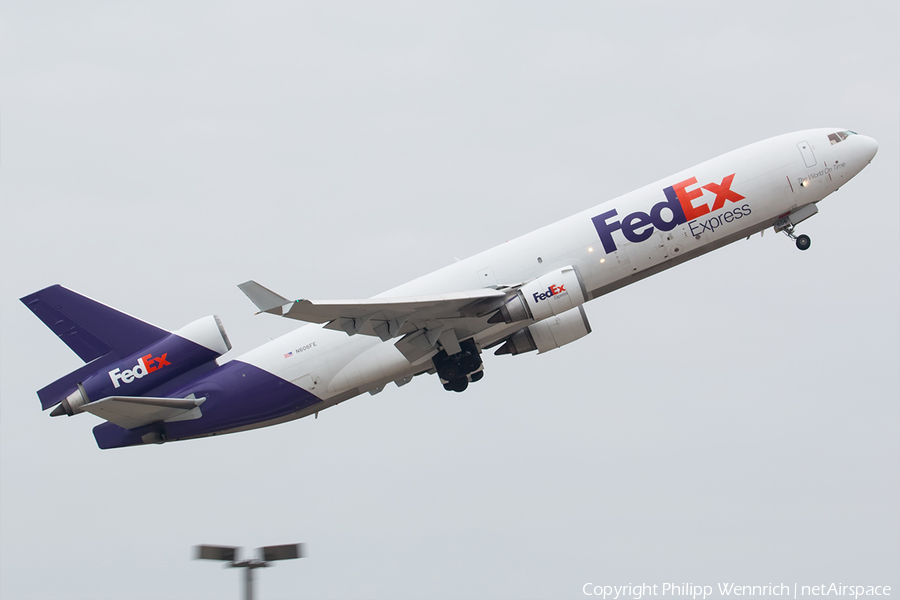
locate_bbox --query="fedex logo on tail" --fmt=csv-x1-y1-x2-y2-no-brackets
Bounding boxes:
592,174,747,254
109,353,171,388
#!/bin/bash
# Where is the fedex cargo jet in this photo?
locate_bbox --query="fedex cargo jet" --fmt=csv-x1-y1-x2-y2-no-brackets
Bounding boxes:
21,128,878,449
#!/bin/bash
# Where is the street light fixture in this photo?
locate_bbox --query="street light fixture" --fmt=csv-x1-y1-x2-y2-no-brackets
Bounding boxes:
195,543,305,600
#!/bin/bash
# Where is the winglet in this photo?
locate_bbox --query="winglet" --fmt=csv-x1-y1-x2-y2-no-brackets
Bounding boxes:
238,281,290,314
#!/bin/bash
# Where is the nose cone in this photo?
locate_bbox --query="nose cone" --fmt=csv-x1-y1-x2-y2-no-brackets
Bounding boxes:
858,134,879,163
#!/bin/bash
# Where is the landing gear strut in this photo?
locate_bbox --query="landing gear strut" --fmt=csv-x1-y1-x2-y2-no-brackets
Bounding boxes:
776,218,811,251
433,340,484,393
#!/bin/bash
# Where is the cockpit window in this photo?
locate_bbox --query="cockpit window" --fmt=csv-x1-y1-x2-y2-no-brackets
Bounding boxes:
828,130,856,145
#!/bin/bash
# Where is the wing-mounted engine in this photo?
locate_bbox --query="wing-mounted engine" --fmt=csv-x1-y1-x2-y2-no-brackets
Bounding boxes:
495,305,592,356
52,315,231,417
488,265,588,325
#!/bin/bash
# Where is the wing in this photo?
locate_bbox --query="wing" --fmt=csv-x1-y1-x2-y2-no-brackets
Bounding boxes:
81,396,205,430
239,280,516,364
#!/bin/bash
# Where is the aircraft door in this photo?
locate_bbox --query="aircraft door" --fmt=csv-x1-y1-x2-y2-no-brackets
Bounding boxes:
797,141,817,168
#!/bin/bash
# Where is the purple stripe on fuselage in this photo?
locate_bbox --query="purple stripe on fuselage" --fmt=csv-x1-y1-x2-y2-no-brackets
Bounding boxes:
82,333,222,405
92,360,321,449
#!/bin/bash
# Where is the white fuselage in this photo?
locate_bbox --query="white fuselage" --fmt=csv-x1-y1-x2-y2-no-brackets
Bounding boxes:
237,128,877,423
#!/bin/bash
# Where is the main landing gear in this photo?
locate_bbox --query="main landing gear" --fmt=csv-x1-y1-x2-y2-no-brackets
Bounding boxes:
433,340,484,393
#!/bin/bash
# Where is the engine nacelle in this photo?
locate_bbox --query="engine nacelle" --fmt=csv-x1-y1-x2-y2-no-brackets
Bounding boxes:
53,315,231,416
490,265,587,324
495,305,591,356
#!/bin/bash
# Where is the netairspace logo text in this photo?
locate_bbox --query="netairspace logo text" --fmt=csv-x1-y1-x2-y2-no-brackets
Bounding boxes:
582,582,893,599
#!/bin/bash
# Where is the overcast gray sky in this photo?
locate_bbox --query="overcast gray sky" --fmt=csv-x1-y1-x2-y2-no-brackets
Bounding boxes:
2,2,898,599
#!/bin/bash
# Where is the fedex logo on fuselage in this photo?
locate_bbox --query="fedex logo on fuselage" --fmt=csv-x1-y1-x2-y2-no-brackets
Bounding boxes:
533,284,566,303
591,174,746,254
108,353,171,388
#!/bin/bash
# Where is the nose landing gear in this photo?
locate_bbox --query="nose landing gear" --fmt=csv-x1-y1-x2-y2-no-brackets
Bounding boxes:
774,205,819,251
782,224,811,251
774,216,812,251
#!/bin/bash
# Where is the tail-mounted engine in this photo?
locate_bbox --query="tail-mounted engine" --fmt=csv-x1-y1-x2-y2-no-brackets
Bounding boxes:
495,305,592,356
489,265,588,325
52,315,231,417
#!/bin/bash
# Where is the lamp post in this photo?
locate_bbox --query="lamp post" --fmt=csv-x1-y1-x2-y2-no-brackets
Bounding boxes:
195,543,305,600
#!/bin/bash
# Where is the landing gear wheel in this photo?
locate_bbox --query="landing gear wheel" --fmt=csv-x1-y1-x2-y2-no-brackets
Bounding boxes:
443,377,469,393
440,364,463,382
469,370,484,383
433,340,483,392
779,220,811,251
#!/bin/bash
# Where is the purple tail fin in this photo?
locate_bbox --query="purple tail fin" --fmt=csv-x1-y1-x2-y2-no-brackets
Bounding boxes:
20,285,168,362
20,285,170,409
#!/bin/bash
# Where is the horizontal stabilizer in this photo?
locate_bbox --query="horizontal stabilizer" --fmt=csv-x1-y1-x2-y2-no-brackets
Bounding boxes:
81,396,205,430
238,280,290,314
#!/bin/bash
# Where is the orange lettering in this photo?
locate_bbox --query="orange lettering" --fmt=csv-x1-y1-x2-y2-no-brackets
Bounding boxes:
672,177,709,221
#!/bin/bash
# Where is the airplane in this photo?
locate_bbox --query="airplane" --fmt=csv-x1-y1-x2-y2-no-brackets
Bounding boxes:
21,128,878,449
